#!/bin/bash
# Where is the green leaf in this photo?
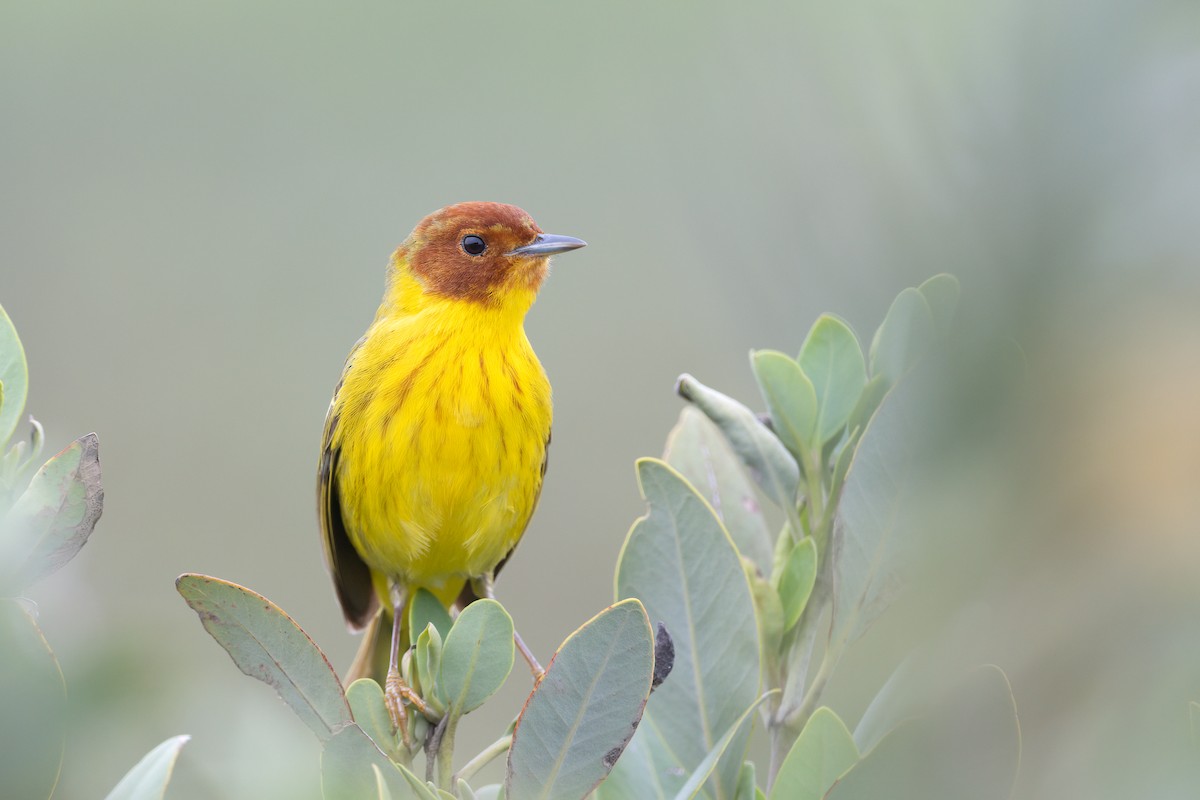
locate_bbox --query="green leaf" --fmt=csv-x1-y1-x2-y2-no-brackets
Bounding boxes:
671,693,775,800
414,623,444,711
777,538,817,633
769,707,857,800
798,315,868,445
747,568,784,669
346,679,399,758
828,380,918,651
0,433,103,594
846,375,889,439
676,374,800,508
104,735,190,800
734,762,756,800
664,406,773,574
321,724,415,800
591,722,670,800
751,350,819,462
613,459,761,800
506,599,654,800
0,304,28,450
826,666,1020,800
176,573,352,741
473,787,503,800
398,769,441,800
373,766,396,800
852,652,926,754
828,427,862,506
0,599,66,800
869,288,935,386
916,274,959,337
409,588,454,643
438,599,513,715
456,779,478,800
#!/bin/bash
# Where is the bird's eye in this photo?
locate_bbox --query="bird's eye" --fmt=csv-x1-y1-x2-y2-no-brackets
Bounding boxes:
461,235,487,256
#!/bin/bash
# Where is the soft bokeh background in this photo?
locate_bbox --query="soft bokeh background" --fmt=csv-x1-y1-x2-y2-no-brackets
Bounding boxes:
3,0,1199,797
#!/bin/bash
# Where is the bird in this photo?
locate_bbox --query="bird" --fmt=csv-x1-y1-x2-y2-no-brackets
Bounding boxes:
317,201,585,736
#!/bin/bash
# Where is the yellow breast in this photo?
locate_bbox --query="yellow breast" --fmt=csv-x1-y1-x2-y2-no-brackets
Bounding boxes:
331,291,552,591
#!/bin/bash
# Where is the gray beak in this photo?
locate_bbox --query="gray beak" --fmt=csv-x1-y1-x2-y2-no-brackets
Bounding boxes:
506,233,587,257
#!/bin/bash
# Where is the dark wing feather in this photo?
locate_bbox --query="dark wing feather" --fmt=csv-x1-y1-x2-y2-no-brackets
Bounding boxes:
318,347,378,631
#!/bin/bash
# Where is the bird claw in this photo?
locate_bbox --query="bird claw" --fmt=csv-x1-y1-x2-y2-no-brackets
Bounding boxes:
385,673,412,748
385,670,438,750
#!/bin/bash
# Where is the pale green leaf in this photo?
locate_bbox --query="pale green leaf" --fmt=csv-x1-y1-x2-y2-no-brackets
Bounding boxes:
676,374,800,508
777,538,817,633
869,288,935,386
747,568,784,669
0,433,103,594
852,652,925,754
176,573,352,741
409,588,454,643
505,599,654,800
827,666,1020,800
473,787,503,800
397,768,441,800
829,381,918,651
671,693,775,800
456,779,478,800
769,707,857,800
828,427,862,507
846,376,889,440
346,679,398,758
734,761,756,800
438,599,513,715
321,724,414,800
0,599,66,800
664,406,773,573
0,304,28,450
613,459,761,800
917,274,960,337
414,623,443,708
798,315,867,444
591,721,670,800
372,766,395,800
104,735,190,800
751,350,819,462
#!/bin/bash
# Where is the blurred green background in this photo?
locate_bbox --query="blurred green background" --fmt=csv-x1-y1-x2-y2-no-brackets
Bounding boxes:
3,0,1199,797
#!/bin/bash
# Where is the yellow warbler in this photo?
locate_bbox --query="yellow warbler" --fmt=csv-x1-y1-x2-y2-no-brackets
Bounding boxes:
317,201,584,730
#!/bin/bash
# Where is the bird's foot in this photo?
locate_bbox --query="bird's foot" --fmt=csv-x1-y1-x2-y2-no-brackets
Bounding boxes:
384,671,413,747
385,670,436,747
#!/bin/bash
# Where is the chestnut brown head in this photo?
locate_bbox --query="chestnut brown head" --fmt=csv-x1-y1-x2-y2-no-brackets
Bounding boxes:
397,201,585,305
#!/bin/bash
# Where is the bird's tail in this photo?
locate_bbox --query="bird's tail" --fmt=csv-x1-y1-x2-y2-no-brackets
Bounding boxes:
344,608,393,685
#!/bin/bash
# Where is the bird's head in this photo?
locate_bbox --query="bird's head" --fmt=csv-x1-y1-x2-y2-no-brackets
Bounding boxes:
392,201,585,310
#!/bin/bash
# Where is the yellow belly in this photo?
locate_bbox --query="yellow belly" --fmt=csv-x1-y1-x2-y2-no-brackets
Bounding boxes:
332,309,551,592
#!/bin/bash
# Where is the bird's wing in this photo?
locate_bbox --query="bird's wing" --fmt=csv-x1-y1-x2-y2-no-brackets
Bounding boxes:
502,427,550,576
318,342,378,631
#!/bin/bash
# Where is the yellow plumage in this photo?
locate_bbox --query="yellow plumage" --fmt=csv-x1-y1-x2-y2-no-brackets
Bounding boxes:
334,271,550,595
317,201,583,685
